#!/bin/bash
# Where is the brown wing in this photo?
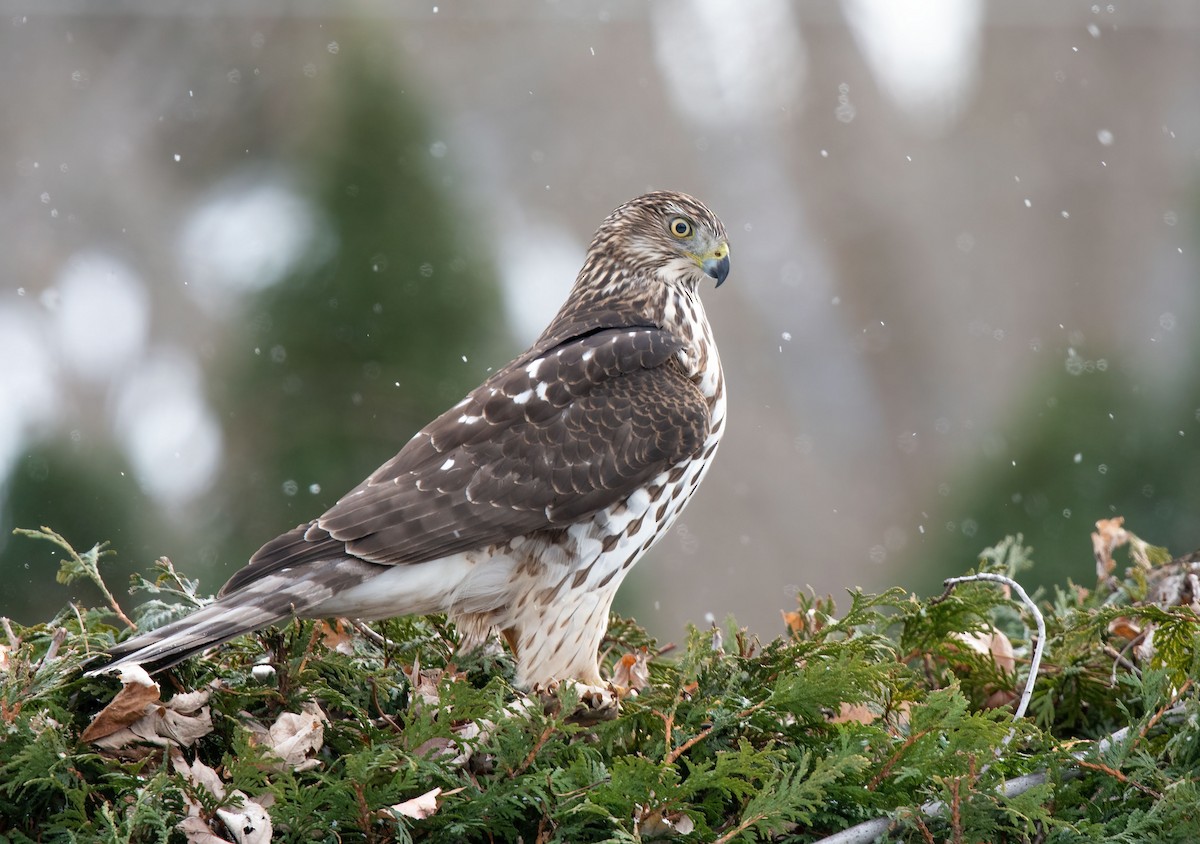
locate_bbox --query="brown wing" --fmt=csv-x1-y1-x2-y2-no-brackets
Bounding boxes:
220,327,708,595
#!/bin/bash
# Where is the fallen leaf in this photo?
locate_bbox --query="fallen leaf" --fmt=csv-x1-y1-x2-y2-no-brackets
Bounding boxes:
952,628,1016,675
402,657,457,711
29,712,62,736
168,689,213,712
949,628,1018,710
412,735,457,760
983,688,1020,709
171,747,226,798
316,619,356,655
828,702,875,725
1108,617,1142,641
888,699,913,732
1093,516,1128,579
781,610,804,635
91,687,212,751
413,716,498,768
1145,552,1200,609
637,805,695,836
535,679,621,725
611,647,650,692
392,787,443,819
81,665,161,743
1134,627,1157,664
177,816,232,844
216,801,273,844
673,813,696,835
172,748,273,844
246,701,327,772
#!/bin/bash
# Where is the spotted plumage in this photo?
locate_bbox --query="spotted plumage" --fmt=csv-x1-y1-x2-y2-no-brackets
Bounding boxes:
95,191,730,688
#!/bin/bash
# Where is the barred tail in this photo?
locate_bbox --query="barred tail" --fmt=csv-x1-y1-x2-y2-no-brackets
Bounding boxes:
88,595,293,675
88,553,381,675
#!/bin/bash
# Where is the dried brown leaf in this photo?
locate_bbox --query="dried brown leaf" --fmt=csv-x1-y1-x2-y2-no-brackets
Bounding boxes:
829,702,876,725
983,688,1020,710
952,628,1016,675
611,647,650,692
316,619,355,655
81,665,161,743
781,610,804,635
1108,617,1142,641
1093,516,1128,579
637,806,696,836
91,687,212,750
402,659,458,711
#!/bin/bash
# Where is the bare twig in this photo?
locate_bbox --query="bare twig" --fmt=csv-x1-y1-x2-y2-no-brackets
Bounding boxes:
1076,760,1162,799
1131,679,1192,753
912,816,936,844
711,809,770,844
663,699,767,766
69,603,90,658
1,617,19,649
1103,644,1140,682
655,708,675,756
866,727,936,791
295,623,324,675
352,620,392,648
13,526,138,631
34,627,69,673
509,724,556,779
937,572,1046,731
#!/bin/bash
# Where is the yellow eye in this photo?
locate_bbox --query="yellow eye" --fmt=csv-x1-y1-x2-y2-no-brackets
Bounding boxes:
669,217,693,239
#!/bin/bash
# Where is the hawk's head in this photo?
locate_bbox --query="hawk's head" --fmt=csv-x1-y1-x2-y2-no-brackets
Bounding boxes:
589,191,730,292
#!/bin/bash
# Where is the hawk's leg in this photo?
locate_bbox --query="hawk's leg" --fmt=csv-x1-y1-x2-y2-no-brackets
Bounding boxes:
500,582,625,721
504,579,617,688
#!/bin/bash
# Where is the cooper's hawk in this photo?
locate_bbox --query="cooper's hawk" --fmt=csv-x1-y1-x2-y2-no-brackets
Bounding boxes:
96,191,730,689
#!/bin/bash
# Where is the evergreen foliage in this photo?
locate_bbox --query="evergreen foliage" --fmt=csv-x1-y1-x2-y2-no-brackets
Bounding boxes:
1,523,1197,842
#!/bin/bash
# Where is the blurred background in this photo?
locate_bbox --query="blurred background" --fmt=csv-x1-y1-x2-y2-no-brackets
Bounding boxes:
1,1,1198,645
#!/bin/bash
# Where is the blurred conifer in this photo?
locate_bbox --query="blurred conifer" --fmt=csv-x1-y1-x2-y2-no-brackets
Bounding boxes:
206,51,509,578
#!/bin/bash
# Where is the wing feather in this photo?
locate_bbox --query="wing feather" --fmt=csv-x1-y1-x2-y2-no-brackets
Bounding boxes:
220,326,709,594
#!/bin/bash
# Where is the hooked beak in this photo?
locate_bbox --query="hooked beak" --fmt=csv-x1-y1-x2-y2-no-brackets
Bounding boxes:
700,243,731,288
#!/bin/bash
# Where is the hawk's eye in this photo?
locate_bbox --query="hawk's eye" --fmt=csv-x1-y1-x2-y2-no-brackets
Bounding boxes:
668,217,693,239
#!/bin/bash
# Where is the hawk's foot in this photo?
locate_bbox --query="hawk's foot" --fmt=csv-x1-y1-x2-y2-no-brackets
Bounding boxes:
535,679,621,725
